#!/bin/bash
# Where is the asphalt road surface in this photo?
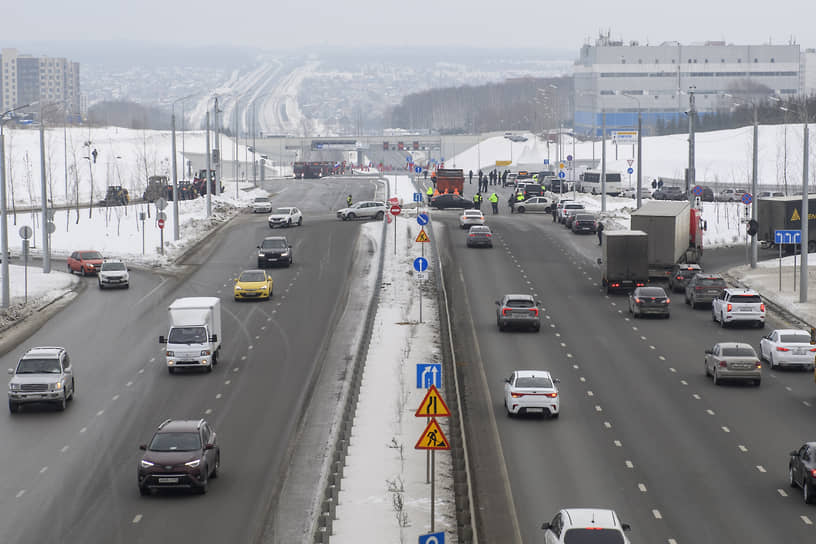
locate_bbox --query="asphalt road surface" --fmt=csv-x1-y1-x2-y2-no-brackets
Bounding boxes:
0,176,379,543
436,187,816,543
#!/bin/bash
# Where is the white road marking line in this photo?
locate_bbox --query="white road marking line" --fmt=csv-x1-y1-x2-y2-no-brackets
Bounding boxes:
778,489,788,497
721,426,730,433
555,332,561,337
560,342,567,347
241,355,247,361
579,377,586,382
61,445,69,453
618,310,623,314
550,324,556,328
215,393,222,399
248,345,254,350
80,427,87,433
587,390,594,397
595,405,603,412
658,356,666,361
233,367,239,372
638,483,647,493
680,380,688,385
650,345,656,350
133,514,143,524
706,409,715,415
112,394,119,401
801,515,812,525
573,364,579,370
40,466,48,474
625,460,634,468
757,465,766,473
640,336,647,341
205,408,213,415
126,381,133,387
566,353,573,358
670,367,677,373
804,401,812,407
138,368,144,374
786,386,792,391
614,440,622,447
267,317,272,322
255,335,260,340
738,445,748,452
692,394,701,400
604,421,612,429
632,326,638,331
261,326,266,330
96,410,104,417
545,315,552,320
16,490,25,499
668,539,678,544
149,357,155,363
652,509,663,519
225,380,231,385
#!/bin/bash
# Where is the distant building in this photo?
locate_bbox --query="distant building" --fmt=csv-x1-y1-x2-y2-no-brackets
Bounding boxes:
573,34,801,137
804,49,816,96
1,48,81,120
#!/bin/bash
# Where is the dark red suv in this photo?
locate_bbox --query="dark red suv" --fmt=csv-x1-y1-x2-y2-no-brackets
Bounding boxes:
138,419,220,495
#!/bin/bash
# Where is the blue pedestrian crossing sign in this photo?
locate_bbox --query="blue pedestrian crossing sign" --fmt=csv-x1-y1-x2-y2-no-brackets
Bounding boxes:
417,212,429,226
419,532,445,544
416,363,442,388
413,257,428,272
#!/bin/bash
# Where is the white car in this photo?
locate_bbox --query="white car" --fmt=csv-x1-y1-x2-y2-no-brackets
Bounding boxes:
620,187,652,199
503,370,560,418
560,203,586,224
542,508,631,543
336,201,387,221
268,207,303,228
515,196,552,213
98,260,129,289
459,209,485,229
251,196,273,213
712,288,765,328
759,329,816,370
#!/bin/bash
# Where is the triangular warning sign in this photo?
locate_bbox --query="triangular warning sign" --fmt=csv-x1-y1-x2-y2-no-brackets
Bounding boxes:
414,418,450,450
792,209,801,222
416,228,430,243
414,384,451,417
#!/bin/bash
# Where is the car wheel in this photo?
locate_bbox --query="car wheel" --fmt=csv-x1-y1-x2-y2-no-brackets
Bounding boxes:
80,267,86,277
69,379,75,400
139,485,150,496
754,378,761,387
790,466,798,488
347,213,356,220
704,361,710,376
532,324,540,332
691,298,697,310
211,454,220,478
287,219,292,228
551,411,559,419
504,399,513,417
770,353,777,369
56,394,67,411
198,475,208,494
517,206,525,213
206,364,213,373
712,309,717,322
805,480,814,504
720,315,727,328
9,400,19,414
497,321,505,332
168,367,175,375
68,264,73,274
98,280,103,289
297,217,302,226
375,211,384,220
758,321,765,329
713,369,721,385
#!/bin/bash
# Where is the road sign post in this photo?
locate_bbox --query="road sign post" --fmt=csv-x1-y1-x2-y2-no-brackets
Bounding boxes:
22,239,29,304
158,218,165,255
775,229,802,291
391,204,401,256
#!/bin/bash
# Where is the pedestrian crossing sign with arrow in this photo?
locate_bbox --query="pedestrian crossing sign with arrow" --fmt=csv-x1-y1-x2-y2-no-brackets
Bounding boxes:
414,384,451,417
414,418,450,450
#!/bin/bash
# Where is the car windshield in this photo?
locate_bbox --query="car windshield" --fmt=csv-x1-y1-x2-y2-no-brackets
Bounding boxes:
239,271,266,282
464,210,481,216
149,432,201,452
722,347,757,357
515,376,553,388
470,227,490,234
81,251,102,260
506,299,534,308
16,358,60,374
254,197,270,203
272,208,291,214
732,294,761,303
780,334,811,344
563,528,625,544
576,215,595,221
167,327,207,344
261,239,287,249
696,277,725,286
102,262,126,271
565,204,584,209
638,288,666,297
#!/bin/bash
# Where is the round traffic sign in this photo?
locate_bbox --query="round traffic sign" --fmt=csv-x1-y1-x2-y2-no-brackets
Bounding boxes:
559,162,565,169
46,222,56,234
692,185,703,196
417,212,429,226
390,205,402,216
413,257,428,272
19,225,32,240
627,167,634,174
157,218,165,229
558,171,566,179
155,197,168,211
741,193,753,205
567,155,573,161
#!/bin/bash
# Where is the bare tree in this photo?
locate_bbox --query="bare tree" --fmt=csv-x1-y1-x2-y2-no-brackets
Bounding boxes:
6,131,18,225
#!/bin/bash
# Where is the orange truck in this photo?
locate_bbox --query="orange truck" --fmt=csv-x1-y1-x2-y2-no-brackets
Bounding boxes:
434,169,464,194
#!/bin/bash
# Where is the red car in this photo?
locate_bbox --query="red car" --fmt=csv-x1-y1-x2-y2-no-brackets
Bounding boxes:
67,250,104,276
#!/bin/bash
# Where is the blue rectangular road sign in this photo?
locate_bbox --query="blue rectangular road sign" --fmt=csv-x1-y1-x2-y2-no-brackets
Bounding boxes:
413,192,423,202
774,229,801,244
419,532,445,544
416,363,441,389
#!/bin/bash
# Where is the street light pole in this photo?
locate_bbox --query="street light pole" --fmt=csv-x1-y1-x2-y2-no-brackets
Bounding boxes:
687,87,696,201
170,94,195,241
205,110,212,217
751,104,758,269
801,103,809,303
601,111,607,212
39,120,50,273
620,93,644,210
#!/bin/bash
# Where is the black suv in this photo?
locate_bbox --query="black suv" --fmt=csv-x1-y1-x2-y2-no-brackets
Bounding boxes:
684,273,727,309
257,236,293,267
668,263,702,292
138,419,220,495
789,442,816,503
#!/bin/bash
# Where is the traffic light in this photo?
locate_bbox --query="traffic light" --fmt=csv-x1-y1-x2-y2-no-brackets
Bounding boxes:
211,149,219,164
747,219,759,236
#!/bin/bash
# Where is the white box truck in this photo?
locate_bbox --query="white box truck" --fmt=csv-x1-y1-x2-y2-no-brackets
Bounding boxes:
159,297,222,374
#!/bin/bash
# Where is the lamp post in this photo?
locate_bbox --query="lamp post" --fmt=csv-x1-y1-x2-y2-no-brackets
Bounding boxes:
619,93,644,210
1,104,31,307
687,86,697,202
171,94,196,242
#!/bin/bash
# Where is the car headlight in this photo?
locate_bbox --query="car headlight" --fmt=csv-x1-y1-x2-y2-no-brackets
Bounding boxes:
10,383,20,391
258,251,265,257
184,459,200,468
166,351,174,357
200,350,211,356
140,459,155,468
50,382,62,391
234,285,242,290
280,251,289,256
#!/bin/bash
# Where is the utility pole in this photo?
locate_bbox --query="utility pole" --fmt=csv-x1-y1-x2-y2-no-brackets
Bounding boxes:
601,111,607,212
636,109,643,210
687,87,696,201
171,112,180,241
214,97,221,194
205,111,212,217
801,105,809,303
39,122,50,273
751,104,758,269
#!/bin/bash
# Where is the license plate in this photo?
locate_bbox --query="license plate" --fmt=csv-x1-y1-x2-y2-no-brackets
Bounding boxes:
740,308,753,312
527,407,544,413
707,290,719,294
158,477,179,483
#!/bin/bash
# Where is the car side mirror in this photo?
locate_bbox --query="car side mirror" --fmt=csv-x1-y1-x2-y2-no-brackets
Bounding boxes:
139,444,147,451
596,258,602,265
7,368,13,375
289,245,292,249
541,522,551,530
158,336,166,344
495,300,500,305
504,378,510,383
791,450,799,456
210,334,218,343
257,245,261,249
621,523,631,532
704,348,713,354
553,378,561,384
64,367,72,374
234,279,238,283
205,443,214,450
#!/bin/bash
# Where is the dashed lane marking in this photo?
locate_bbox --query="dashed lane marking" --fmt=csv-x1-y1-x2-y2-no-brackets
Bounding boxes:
658,356,666,361
133,514,143,524
614,440,622,447
722,426,730,433
595,405,603,412
652,509,663,519
16,490,25,499
706,409,715,415
579,377,586,382
60,445,69,453
112,394,119,401
126,381,133,387
625,460,634,468
670,367,677,373
638,483,647,493
80,427,87,434
225,380,231,385
680,380,688,385
215,393,222,399
40,466,47,474
205,408,212,415
778,489,788,497
801,515,812,525
692,394,701,400
96,410,104,417
738,445,748,452
587,390,594,397
604,421,612,429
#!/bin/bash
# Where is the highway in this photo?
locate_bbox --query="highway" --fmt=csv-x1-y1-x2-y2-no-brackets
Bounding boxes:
435,185,816,543
0,176,379,543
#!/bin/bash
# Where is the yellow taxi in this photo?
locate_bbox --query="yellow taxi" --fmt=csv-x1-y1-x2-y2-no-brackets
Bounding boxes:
233,269,273,301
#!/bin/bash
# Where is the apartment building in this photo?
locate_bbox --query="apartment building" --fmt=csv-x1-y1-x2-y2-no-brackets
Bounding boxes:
1,48,81,118
573,35,801,137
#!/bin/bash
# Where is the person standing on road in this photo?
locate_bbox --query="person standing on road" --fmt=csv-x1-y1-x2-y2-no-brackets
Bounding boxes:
597,221,605,245
552,201,558,222
508,192,516,213
347,194,353,207
473,192,482,211
489,192,499,215
426,185,434,204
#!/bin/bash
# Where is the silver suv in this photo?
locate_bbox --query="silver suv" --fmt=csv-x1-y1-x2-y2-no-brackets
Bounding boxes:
8,347,76,413
336,201,387,221
98,259,130,289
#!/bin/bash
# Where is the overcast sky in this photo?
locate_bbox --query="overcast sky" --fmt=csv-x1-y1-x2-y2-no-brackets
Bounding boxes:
5,0,816,52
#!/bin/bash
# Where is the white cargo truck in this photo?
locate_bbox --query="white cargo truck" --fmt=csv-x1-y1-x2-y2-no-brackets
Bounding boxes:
159,297,222,374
